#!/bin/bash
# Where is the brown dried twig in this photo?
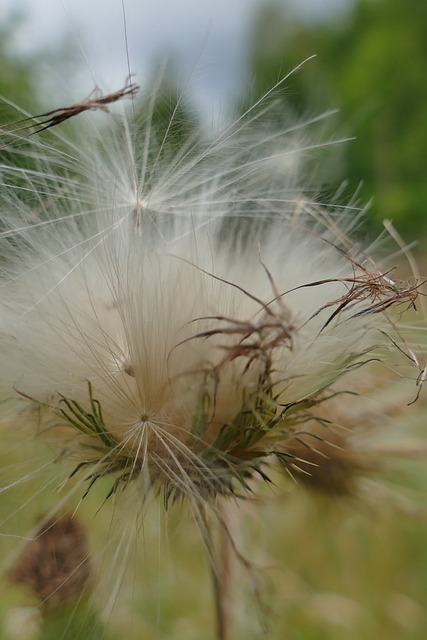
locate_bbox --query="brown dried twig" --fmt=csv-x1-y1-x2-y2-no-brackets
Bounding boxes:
266,248,421,333
1,77,139,148
173,256,296,375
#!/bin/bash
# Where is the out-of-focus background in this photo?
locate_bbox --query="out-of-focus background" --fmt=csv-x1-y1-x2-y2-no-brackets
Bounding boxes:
1,0,426,239
1,1,427,639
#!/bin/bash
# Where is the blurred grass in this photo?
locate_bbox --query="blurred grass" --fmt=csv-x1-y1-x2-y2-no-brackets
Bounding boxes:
1,402,427,640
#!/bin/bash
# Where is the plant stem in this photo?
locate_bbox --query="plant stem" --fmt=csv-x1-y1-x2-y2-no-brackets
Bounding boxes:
200,502,233,640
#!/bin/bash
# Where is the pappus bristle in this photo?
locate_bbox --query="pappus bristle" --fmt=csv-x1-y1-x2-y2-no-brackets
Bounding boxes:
0,82,422,514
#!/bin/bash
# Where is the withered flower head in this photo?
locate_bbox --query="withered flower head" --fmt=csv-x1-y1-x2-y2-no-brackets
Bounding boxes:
9,514,92,610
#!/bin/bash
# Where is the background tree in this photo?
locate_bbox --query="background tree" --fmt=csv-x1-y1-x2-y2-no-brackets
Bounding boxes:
246,0,427,240
0,14,43,118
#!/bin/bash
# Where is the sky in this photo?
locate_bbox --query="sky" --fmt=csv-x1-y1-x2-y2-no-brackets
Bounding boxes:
1,0,351,117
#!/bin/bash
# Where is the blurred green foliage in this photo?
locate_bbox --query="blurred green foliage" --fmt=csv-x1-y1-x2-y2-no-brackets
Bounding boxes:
247,0,427,240
40,606,109,640
3,0,426,240
0,16,41,115
141,65,199,151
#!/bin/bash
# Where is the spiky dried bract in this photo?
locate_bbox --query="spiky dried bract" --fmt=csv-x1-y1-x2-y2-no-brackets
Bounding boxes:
0,94,420,507
279,421,370,496
9,514,92,610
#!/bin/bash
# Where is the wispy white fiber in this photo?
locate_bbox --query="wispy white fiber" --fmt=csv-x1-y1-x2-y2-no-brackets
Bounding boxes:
0,86,420,504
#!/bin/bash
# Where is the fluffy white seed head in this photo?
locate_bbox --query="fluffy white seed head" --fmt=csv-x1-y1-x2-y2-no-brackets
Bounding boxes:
0,90,419,504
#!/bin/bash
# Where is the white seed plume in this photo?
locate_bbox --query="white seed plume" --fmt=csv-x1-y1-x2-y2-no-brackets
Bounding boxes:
0,88,419,506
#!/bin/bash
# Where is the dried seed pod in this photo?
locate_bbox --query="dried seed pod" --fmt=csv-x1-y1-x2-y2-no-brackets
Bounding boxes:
9,514,92,611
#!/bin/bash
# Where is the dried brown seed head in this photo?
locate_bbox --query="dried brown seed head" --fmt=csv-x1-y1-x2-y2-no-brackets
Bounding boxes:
9,514,93,611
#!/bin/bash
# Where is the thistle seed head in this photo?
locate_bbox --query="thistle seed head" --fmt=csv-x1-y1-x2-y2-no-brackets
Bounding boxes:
0,84,423,508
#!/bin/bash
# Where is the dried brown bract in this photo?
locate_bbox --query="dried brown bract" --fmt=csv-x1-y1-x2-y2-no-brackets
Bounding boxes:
282,248,421,333
1,77,139,148
189,264,296,375
279,422,368,496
